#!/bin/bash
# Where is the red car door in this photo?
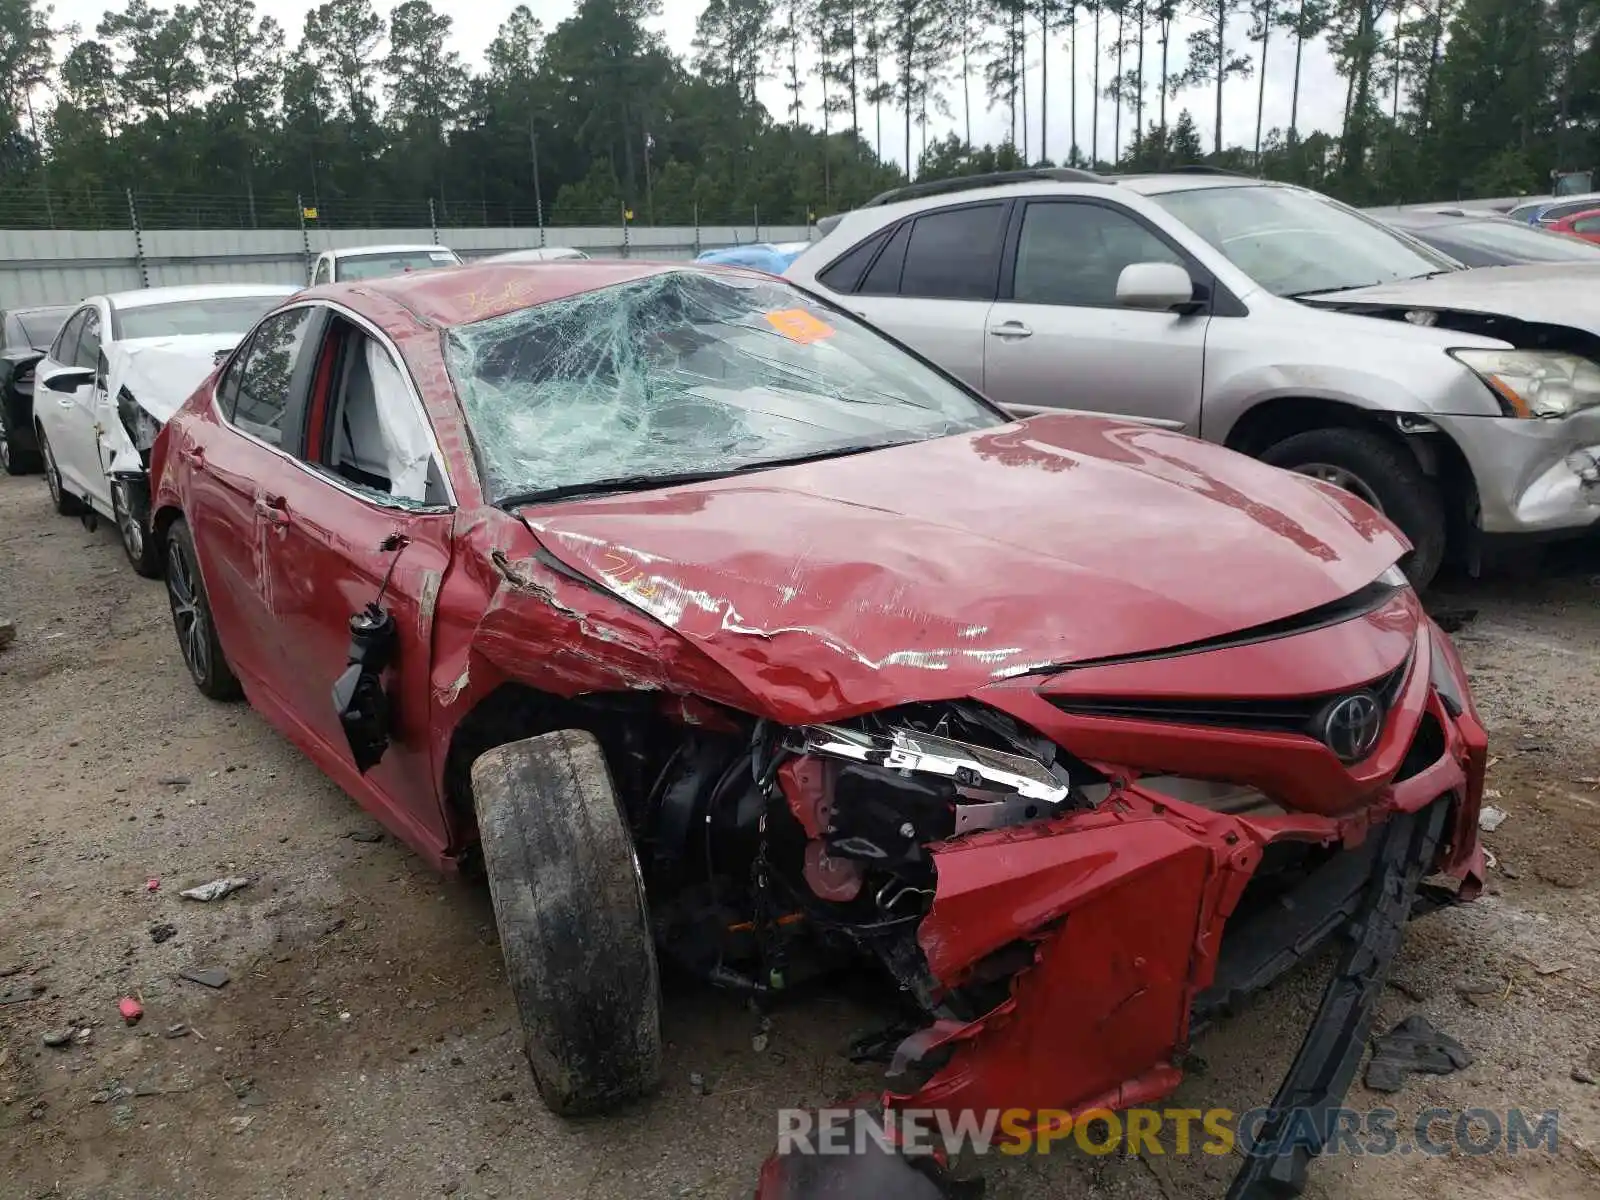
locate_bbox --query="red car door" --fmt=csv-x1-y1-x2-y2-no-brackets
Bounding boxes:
251,308,455,857
181,305,324,699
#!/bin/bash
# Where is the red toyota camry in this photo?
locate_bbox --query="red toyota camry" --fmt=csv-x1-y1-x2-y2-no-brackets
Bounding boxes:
147,260,1486,1197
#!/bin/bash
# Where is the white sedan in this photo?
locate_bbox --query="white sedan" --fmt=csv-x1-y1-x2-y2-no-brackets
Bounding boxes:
34,284,297,575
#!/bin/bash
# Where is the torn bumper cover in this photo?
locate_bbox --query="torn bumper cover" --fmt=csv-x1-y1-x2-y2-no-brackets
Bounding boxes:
760,625,1486,1199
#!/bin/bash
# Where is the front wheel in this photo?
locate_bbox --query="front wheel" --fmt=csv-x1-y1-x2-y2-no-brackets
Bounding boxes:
113,476,161,578
164,517,241,701
1262,427,1447,590
471,729,662,1117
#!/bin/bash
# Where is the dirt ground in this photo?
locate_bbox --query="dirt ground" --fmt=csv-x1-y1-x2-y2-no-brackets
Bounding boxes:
3,469,1600,1200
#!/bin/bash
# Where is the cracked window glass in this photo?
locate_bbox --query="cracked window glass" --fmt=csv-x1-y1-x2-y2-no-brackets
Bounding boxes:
445,269,1003,505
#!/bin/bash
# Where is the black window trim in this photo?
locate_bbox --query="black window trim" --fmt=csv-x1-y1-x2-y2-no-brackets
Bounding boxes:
207,299,457,513
997,195,1248,318
51,306,92,366
822,198,1016,301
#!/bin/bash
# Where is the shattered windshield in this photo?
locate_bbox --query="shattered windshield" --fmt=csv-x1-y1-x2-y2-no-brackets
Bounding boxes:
1154,184,1457,297
445,269,1002,505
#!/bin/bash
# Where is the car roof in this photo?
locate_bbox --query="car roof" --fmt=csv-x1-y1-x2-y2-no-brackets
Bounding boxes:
330,243,452,258
100,283,299,311
311,260,746,328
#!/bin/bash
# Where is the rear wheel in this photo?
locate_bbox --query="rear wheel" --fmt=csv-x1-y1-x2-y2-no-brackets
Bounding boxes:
1263,427,1447,590
164,517,241,700
113,477,161,578
471,729,662,1117
39,428,83,516
0,405,40,475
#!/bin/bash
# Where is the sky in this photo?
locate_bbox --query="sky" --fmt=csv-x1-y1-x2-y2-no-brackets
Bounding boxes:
48,0,1352,170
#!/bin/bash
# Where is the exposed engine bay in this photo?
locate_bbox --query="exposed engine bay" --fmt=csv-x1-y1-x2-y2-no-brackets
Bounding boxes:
635,701,1093,1012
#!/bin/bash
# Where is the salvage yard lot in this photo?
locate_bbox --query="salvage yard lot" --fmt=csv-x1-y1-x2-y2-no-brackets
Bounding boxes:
3,469,1600,1200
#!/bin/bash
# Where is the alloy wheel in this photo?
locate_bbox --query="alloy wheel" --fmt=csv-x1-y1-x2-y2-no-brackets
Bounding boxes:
42,436,61,505
166,537,210,685
114,480,144,560
1291,462,1385,513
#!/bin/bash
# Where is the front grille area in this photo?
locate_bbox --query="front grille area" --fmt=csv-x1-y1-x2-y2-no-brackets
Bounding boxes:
1048,655,1411,739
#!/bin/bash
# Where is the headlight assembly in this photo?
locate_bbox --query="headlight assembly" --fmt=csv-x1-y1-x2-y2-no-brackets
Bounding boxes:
1450,348,1600,419
116,386,163,452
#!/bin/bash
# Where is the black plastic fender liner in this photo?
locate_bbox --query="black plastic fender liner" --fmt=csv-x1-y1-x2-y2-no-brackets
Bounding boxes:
1224,800,1451,1200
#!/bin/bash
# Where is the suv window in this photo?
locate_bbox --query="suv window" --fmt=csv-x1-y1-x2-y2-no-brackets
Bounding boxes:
225,307,315,447
1012,201,1183,307
816,227,891,293
312,257,332,286
1571,215,1600,234
51,311,86,365
75,310,102,370
898,204,1006,299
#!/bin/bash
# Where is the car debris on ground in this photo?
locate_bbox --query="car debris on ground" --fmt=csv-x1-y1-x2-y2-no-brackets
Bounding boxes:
1479,805,1510,832
178,966,230,989
1364,1015,1473,1092
179,876,249,902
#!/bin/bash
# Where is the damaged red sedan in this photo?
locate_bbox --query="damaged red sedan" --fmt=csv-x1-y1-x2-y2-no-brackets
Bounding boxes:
148,261,1486,1198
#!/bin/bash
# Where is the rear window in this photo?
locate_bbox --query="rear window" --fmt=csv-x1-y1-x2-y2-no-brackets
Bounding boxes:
119,295,287,339
337,250,461,280
13,308,70,349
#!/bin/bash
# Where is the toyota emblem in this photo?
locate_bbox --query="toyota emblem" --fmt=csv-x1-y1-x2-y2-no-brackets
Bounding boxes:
1319,692,1384,762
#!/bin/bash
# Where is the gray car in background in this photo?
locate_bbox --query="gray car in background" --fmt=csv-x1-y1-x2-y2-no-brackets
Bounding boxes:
786,169,1600,587
1369,206,1600,268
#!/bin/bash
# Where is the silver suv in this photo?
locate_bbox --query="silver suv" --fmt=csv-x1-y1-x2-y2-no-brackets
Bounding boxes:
786,168,1600,588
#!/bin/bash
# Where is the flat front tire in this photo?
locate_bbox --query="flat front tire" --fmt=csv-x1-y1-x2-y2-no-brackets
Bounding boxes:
471,729,662,1117
1263,427,1447,590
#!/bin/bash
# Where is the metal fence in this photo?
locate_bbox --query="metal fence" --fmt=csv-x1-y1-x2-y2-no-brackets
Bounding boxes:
0,185,795,235
0,220,813,309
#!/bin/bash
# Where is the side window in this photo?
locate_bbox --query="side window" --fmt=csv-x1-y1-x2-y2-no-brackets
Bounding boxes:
899,204,1007,300
75,310,102,371
1012,201,1185,308
51,311,85,365
1572,215,1600,234
816,227,891,293
230,308,315,447
215,340,251,421
859,222,911,295
318,323,446,507
312,258,332,286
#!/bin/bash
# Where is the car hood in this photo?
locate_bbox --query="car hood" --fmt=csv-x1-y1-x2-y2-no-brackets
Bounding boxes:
517,415,1409,720
1304,263,1600,332
106,334,240,422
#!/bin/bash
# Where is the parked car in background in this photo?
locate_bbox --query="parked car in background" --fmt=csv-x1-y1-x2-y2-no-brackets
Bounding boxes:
695,241,811,273
787,168,1600,588
33,284,297,575
0,304,73,475
148,259,1484,1199
1542,207,1600,244
1506,193,1600,224
1370,206,1600,267
485,246,590,262
309,244,462,285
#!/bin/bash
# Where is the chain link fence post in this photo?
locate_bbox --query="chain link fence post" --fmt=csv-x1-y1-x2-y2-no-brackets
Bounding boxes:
753,204,760,243
298,194,312,281
693,201,700,257
126,189,149,288
621,201,630,258
429,197,439,245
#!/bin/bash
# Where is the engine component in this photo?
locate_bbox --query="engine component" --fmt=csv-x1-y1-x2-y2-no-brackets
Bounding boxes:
796,723,1071,805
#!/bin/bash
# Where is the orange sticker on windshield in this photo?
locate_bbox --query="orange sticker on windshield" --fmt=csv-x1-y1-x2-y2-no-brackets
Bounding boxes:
765,308,835,344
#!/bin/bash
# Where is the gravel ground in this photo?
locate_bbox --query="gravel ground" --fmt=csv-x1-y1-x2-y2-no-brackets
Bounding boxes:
3,470,1600,1200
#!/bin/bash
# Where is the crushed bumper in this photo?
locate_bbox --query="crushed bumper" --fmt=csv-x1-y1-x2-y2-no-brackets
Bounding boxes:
1432,409,1600,536
760,629,1488,1198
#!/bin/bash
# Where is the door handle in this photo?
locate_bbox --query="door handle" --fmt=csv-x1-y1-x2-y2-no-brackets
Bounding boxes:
56,395,74,406
254,494,288,524
987,320,1033,339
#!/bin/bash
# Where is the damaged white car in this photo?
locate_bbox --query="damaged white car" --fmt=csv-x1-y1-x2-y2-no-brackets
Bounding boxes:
34,284,297,575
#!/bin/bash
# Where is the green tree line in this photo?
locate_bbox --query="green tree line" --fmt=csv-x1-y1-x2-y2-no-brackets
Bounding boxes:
0,0,1594,230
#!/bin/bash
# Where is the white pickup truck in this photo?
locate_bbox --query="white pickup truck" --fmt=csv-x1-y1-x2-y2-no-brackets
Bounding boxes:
309,244,463,285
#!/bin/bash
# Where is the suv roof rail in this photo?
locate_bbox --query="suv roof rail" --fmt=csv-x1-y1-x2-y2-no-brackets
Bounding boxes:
862,167,1108,208
1162,165,1252,177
